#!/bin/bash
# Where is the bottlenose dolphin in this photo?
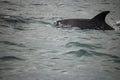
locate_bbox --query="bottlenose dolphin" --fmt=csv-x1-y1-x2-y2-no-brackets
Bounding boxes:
54,11,114,30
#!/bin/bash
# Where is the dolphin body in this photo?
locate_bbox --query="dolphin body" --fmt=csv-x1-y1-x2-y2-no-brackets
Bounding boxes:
54,11,114,30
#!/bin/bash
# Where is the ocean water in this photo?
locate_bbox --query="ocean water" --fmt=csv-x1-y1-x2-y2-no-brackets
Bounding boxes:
0,0,120,80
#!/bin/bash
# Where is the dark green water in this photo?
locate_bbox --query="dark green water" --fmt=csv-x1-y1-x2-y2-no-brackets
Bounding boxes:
0,0,120,80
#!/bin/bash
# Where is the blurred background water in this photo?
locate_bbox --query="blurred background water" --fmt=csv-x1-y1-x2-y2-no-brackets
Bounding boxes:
0,0,120,80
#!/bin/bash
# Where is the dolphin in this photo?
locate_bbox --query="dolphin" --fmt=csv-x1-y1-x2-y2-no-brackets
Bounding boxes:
54,11,114,30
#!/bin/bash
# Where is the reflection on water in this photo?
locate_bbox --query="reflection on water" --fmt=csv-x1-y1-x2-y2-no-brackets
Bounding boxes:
0,0,120,80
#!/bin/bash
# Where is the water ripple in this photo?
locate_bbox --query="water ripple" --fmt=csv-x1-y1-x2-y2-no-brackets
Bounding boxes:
13,26,26,30
65,49,92,57
0,32,3,34
31,3,47,6
0,1,15,5
65,49,120,60
65,42,102,49
0,14,35,23
0,41,26,47
0,24,10,28
7,8,18,11
0,56,25,61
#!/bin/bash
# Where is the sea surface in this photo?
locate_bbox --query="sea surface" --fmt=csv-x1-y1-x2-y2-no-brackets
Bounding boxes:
0,0,120,80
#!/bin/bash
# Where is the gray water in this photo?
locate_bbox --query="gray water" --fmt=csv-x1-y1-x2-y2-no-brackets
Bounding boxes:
0,0,120,80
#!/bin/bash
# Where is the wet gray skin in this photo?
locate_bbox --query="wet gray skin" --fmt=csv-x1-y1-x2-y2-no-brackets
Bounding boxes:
55,11,114,30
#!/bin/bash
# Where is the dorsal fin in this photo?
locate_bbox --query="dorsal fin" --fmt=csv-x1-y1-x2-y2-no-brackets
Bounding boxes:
92,11,110,22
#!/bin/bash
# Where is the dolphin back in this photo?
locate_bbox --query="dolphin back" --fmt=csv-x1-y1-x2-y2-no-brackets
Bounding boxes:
92,11,110,22
91,11,114,30
54,11,114,30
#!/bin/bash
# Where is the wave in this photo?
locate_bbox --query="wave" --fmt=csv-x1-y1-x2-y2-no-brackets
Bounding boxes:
0,32,3,34
0,41,26,47
0,14,53,25
64,49,120,61
0,56,25,61
0,14,36,23
65,42,102,49
0,1,15,5
31,3,47,6
13,26,26,30
6,8,18,11
0,24,10,28
65,49,92,57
